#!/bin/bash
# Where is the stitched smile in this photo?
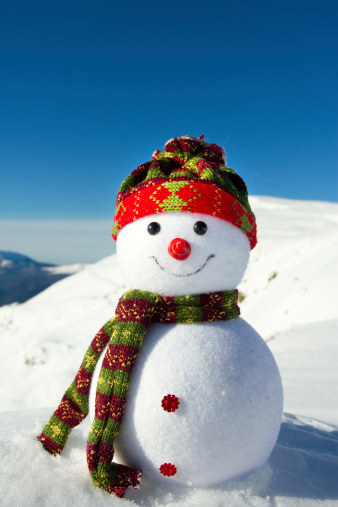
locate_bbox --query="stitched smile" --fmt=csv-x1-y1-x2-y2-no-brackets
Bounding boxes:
150,254,215,277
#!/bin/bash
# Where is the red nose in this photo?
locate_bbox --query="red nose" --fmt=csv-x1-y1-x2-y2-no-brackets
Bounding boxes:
168,238,191,260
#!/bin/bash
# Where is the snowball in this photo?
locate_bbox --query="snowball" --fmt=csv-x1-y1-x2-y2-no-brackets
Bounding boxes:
90,319,283,487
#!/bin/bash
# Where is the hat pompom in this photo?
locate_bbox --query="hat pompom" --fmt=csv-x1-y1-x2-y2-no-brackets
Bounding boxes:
161,135,226,166
165,135,204,155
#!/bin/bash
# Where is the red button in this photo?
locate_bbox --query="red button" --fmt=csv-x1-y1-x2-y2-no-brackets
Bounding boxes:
161,394,180,412
159,462,177,476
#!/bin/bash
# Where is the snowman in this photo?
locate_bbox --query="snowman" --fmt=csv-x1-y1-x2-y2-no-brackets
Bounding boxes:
38,135,283,497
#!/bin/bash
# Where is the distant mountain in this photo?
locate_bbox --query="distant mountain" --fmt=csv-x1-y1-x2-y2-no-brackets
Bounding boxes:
0,250,83,306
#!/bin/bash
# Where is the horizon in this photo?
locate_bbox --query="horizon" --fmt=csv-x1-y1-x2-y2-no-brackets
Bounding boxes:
1,194,337,265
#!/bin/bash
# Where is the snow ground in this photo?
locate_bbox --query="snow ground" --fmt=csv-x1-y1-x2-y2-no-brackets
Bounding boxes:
0,410,337,506
0,196,337,505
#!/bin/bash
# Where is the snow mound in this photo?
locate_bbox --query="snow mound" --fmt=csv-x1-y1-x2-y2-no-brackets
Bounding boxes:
239,197,338,338
268,320,338,424
0,409,337,506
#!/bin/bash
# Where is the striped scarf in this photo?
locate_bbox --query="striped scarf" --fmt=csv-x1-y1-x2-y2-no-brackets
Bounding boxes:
38,289,240,497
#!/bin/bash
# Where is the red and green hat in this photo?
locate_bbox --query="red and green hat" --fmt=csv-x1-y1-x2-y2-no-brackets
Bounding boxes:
112,135,257,249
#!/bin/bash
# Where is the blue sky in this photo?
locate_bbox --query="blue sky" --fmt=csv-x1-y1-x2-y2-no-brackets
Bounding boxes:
1,0,337,262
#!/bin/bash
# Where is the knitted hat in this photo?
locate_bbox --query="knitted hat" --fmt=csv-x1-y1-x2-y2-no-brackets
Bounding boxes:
112,135,257,249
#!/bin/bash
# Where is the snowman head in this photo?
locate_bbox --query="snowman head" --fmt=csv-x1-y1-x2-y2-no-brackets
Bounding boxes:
117,211,250,295
113,135,256,296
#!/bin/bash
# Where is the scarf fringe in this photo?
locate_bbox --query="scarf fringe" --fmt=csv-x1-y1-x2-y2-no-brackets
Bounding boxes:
90,463,142,498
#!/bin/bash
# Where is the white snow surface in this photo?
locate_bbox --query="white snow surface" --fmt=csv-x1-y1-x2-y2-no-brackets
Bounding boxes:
0,196,338,505
1,410,337,506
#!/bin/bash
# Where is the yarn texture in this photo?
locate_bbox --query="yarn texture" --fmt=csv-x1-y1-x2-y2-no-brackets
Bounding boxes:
38,289,240,497
112,136,257,249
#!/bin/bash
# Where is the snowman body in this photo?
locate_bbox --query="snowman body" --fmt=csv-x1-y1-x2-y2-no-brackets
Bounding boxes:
89,211,283,486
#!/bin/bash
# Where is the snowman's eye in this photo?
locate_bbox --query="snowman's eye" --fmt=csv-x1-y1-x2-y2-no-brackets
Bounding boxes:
148,222,161,235
193,221,207,235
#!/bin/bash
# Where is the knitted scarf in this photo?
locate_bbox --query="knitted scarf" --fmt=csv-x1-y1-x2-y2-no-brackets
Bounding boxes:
38,289,240,497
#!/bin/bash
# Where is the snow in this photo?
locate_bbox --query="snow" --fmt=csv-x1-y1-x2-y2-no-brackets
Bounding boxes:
240,197,338,338
0,196,337,505
0,410,337,506
268,320,338,424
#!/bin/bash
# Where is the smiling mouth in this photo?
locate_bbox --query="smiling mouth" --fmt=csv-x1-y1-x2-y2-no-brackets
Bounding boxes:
150,254,215,277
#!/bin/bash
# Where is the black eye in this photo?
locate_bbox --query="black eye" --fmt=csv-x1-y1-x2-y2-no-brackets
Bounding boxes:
148,222,161,235
194,221,207,235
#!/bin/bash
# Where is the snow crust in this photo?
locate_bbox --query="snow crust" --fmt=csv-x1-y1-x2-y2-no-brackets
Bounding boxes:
0,196,337,505
0,409,337,506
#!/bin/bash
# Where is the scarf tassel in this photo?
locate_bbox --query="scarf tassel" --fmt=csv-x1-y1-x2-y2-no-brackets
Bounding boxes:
89,461,142,497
